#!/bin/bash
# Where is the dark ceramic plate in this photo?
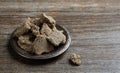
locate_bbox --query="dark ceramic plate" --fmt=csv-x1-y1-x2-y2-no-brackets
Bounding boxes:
10,24,71,60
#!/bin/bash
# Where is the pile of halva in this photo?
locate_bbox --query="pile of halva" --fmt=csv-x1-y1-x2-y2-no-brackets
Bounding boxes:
14,13,66,55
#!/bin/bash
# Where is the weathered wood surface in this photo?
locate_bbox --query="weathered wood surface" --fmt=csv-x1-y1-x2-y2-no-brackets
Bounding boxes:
0,0,120,73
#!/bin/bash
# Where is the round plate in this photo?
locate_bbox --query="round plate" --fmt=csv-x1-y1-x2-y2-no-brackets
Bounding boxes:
9,24,71,60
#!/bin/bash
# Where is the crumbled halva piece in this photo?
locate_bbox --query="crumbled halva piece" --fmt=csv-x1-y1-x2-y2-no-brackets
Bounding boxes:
41,23,52,36
70,53,81,65
40,13,56,28
17,35,33,52
32,35,54,55
47,27,66,46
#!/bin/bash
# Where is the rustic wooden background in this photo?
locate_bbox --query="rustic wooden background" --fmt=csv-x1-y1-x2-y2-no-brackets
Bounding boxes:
0,0,120,73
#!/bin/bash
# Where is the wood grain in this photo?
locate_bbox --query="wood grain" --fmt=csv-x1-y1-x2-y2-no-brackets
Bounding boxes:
0,0,120,73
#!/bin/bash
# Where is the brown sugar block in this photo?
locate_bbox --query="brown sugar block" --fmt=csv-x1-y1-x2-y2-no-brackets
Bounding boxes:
17,35,33,52
32,35,54,55
70,53,81,65
40,13,56,28
47,27,66,46
41,23,52,36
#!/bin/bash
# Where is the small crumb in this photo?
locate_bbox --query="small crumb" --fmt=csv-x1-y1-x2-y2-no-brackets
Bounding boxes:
69,53,81,65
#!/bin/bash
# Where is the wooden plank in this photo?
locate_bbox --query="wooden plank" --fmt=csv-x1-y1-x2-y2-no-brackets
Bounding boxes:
0,45,120,73
0,1,119,12
1,0,119,2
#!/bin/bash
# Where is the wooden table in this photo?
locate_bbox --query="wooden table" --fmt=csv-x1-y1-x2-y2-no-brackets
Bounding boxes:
0,0,120,73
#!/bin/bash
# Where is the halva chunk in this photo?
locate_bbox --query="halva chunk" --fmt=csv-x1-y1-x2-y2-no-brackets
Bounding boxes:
17,35,33,52
47,27,66,46
70,53,81,65
32,35,54,55
41,23,52,36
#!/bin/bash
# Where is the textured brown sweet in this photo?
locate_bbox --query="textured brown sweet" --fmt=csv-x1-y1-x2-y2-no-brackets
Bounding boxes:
41,23,52,36
17,35,33,52
14,13,66,55
32,35,54,55
32,18,41,26
70,53,81,65
14,18,31,37
29,22,40,36
25,17,40,36
40,13,56,29
14,18,40,37
47,27,66,46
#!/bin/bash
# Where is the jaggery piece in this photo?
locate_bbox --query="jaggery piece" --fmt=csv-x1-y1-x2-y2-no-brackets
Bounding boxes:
17,35,33,52
41,23,52,36
40,13,56,28
70,53,81,65
32,35,54,55
47,27,66,46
